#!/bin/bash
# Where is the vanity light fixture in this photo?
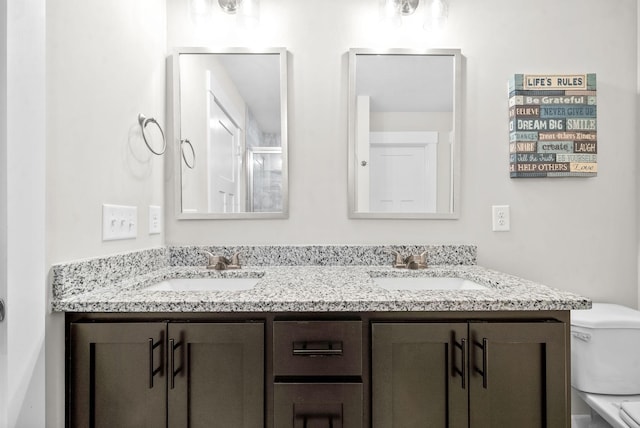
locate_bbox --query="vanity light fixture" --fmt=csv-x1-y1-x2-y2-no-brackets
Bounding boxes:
218,0,260,28
379,0,449,30
218,0,240,13
189,0,260,27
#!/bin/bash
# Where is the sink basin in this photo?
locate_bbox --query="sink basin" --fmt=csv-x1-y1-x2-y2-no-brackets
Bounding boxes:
143,277,259,292
372,276,487,291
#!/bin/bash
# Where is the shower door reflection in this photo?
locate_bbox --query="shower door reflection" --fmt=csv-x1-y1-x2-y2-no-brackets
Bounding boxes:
247,147,283,212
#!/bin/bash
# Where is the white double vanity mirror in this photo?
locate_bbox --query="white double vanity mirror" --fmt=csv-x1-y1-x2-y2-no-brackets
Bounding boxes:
348,49,461,219
170,48,288,219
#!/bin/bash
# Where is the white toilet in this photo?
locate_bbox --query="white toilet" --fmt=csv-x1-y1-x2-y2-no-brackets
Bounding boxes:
571,303,640,428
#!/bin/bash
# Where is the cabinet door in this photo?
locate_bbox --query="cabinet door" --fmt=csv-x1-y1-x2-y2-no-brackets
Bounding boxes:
469,322,567,428
371,322,468,428
69,322,166,428
167,322,264,428
274,383,363,428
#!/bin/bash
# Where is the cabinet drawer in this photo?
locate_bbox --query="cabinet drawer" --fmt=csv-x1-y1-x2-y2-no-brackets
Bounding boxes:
274,383,363,428
273,321,362,376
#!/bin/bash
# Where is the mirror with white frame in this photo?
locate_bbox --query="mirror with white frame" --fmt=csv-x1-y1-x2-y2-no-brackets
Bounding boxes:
348,48,461,219
170,48,288,219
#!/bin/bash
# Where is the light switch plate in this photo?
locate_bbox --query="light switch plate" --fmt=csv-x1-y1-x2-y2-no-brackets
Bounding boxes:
102,204,137,241
149,205,161,235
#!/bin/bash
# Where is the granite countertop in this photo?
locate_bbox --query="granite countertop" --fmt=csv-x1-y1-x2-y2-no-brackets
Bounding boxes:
51,263,591,313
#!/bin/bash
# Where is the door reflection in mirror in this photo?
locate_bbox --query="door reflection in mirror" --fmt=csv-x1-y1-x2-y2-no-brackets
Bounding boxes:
174,49,287,218
368,131,438,213
348,49,461,219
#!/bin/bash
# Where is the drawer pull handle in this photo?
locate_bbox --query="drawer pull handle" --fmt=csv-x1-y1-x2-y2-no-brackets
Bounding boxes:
297,413,340,428
148,337,163,389
292,341,343,356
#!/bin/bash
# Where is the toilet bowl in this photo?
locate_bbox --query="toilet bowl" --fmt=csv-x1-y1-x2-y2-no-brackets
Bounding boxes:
571,303,640,428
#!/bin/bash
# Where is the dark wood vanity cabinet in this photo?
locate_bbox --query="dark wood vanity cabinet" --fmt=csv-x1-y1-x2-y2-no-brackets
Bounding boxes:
69,321,264,428
468,322,567,428
67,312,570,428
69,322,167,428
166,322,264,427
371,321,568,428
272,321,364,428
274,383,363,428
372,322,469,428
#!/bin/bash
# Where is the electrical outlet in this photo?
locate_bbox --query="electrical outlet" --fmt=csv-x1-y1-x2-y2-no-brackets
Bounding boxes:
102,204,137,240
492,205,510,232
149,205,161,235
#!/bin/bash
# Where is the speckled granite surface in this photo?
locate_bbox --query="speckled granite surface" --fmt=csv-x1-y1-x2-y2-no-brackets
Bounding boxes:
50,245,590,313
168,245,477,267
51,247,169,300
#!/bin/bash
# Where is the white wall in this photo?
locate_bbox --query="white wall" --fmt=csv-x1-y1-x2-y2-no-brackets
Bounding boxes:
637,0,640,311
1,0,46,426
166,0,638,307
45,1,166,426
0,3,8,425
46,0,167,264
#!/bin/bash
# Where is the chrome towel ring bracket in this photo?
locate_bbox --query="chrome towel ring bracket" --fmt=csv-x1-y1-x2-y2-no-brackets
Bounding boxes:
138,113,166,155
181,139,196,169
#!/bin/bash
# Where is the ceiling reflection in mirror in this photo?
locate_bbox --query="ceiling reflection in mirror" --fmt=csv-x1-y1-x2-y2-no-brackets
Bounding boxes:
172,48,287,219
348,49,461,219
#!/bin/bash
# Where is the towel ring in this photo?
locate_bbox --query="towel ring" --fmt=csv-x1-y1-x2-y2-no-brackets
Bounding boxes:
138,113,166,155
181,139,196,169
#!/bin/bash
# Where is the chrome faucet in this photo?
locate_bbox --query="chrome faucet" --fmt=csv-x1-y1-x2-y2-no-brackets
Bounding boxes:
389,250,428,269
203,251,242,270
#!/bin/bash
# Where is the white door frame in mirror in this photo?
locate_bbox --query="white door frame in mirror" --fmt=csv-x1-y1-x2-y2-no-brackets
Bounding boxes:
348,48,462,219
169,47,288,219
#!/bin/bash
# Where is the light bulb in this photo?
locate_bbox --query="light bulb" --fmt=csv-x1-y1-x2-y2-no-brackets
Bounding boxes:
424,0,449,31
237,0,260,28
189,0,214,24
379,0,402,28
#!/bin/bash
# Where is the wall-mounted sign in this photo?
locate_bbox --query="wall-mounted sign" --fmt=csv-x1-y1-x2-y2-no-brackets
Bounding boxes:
508,73,597,178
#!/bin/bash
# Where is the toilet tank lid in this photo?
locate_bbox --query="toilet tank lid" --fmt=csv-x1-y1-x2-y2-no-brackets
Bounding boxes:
572,303,640,329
